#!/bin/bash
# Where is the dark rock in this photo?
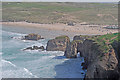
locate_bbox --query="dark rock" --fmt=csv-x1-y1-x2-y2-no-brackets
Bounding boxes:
81,62,85,66
82,65,87,70
81,72,84,74
38,46,44,50
85,49,118,78
25,47,33,50
67,22,75,26
46,35,70,51
33,46,39,50
22,33,44,41
23,46,44,51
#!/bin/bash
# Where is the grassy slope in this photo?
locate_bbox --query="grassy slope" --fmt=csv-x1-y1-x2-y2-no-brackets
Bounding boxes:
2,2,118,25
93,33,119,53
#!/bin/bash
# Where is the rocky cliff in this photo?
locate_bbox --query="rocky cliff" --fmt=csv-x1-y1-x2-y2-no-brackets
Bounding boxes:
64,33,120,79
46,35,70,51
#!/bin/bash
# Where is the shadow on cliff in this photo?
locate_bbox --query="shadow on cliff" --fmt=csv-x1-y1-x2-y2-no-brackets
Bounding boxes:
53,56,85,79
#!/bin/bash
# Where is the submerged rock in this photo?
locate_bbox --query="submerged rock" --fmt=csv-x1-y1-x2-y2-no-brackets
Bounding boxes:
46,35,70,51
22,33,44,41
23,46,44,51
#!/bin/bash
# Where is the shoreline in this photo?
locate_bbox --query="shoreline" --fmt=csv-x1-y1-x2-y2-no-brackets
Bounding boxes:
1,22,118,38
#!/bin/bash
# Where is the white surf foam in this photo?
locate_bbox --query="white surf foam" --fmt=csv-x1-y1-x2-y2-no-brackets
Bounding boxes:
2,30,26,36
2,59,16,67
23,68,38,78
2,59,38,78
0,52,2,55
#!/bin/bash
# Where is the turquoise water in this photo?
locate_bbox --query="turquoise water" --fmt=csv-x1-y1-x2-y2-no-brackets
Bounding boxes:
2,27,86,78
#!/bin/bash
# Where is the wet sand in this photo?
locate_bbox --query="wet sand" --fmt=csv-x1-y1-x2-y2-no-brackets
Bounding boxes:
1,22,118,39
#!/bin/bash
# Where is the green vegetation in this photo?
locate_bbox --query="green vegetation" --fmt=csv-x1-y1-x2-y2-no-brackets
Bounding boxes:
91,33,119,53
55,35,69,39
2,2,118,25
71,40,83,45
79,35,90,38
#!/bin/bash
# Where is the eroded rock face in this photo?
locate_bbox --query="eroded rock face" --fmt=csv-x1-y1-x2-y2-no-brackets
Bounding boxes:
111,40,120,79
64,41,78,58
22,33,44,41
46,36,70,51
85,49,119,78
64,36,119,79
64,40,83,58
23,46,44,51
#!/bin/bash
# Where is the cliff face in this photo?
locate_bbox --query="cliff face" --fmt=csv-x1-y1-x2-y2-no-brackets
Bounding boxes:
111,40,120,79
46,35,70,51
85,48,118,78
64,33,120,79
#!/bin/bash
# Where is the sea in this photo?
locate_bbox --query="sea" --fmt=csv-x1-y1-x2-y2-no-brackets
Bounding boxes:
1,25,86,78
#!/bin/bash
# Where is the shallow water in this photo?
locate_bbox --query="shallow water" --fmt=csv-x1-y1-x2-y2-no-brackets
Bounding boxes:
2,26,86,78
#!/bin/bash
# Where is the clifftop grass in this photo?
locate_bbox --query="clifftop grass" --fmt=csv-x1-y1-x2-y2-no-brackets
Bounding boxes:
71,40,83,45
55,35,69,40
91,33,119,53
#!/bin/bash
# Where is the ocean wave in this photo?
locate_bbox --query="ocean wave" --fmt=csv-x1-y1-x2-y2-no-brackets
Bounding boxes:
2,30,26,36
11,36,22,40
2,59,38,78
23,51,64,56
23,68,38,78
2,59,16,67
21,49,42,53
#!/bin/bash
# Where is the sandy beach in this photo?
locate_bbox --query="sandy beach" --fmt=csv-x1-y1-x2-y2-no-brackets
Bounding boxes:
1,22,118,38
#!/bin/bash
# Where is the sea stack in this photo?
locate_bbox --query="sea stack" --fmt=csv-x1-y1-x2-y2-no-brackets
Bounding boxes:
46,35,70,51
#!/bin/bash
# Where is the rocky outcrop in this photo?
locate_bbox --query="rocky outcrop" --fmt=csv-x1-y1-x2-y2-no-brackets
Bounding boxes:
64,35,120,79
23,46,44,51
64,40,83,58
64,35,94,58
22,33,44,41
46,35,70,51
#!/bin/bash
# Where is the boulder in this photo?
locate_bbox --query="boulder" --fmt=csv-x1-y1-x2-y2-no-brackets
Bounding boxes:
23,46,44,51
22,33,44,41
46,35,70,51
